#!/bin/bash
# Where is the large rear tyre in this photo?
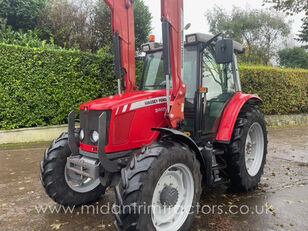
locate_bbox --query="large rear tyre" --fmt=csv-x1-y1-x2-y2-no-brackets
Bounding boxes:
113,140,202,231
226,105,267,191
40,132,106,206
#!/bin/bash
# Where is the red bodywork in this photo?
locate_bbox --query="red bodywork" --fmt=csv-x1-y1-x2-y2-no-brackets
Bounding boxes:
216,92,262,142
80,90,168,153
80,91,262,153
161,0,186,128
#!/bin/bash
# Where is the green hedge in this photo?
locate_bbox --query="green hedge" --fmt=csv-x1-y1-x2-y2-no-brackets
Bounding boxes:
0,43,117,129
240,65,308,115
1,43,307,130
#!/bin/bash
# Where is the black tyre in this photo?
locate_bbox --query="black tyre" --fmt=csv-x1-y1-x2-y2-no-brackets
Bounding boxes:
226,105,267,191
113,139,202,231
40,132,105,206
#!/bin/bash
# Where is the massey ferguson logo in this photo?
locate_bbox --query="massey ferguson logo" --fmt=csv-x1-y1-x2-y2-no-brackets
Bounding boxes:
145,97,167,106
130,97,167,110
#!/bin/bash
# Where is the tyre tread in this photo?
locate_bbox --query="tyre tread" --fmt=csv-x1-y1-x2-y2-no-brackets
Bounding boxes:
226,105,268,191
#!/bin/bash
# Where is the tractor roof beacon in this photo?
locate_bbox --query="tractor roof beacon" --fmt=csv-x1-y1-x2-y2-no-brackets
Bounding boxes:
40,0,268,230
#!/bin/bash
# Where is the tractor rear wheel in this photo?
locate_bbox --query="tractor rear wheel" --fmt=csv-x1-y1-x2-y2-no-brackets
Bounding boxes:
113,140,202,231
226,105,267,191
40,132,105,206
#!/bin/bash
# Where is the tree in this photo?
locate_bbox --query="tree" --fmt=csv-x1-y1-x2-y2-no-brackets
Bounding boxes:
263,0,307,16
133,0,152,51
263,0,308,44
37,0,94,50
92,0,152,52
38,0,152,52
89,1,114,53
278,47,308,68
297,20,308,45
0,0,47,31
206,7,291,64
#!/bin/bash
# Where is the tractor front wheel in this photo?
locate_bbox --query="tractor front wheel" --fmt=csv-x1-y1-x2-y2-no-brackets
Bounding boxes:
113,140,202,231
40,132,106,206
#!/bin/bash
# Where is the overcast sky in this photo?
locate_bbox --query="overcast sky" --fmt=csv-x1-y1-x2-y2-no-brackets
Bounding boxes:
143,0,305,43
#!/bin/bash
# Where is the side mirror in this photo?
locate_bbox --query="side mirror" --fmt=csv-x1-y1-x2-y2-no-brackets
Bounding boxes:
215,39,233,64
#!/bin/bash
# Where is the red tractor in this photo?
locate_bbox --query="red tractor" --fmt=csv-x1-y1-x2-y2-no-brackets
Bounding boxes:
40,0,267,230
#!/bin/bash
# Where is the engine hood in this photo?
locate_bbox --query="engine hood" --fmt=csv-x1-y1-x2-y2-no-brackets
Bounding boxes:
80,89,167,111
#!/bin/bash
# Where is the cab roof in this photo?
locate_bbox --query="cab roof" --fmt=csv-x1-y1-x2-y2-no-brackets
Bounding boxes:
141,33,245,54
186,33,245,54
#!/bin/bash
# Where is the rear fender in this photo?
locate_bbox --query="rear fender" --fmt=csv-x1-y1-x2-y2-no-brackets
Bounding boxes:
215,92,262,143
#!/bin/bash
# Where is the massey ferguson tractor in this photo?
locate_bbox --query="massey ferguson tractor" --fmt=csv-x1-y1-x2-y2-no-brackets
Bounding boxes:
40,0,267,230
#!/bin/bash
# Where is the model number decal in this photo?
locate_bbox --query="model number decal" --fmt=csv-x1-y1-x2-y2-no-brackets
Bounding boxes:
130,97,167,110
155,107,167,113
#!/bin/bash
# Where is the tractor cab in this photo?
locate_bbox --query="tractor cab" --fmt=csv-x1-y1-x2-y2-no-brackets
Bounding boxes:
140,33,245,142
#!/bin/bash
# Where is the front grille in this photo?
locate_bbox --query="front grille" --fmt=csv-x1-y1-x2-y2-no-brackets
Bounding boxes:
80,109,111,146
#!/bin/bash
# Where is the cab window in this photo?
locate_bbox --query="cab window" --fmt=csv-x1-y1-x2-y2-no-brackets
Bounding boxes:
141,52,166,90
141,49,198,93
202,47,235,101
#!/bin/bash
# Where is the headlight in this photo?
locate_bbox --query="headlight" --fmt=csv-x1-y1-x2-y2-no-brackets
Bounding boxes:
79,129,85,141
91,130,99,143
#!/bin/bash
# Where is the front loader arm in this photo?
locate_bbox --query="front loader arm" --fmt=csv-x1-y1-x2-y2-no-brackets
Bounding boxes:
104,0,136,93
161,0,186,128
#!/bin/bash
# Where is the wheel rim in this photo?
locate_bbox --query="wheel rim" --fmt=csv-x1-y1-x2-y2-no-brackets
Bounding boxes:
245,122,264,177
151,163,194,231
64,157,100,193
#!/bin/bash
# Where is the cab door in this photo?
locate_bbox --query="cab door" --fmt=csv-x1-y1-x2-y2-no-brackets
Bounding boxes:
201,47,236,135
182,47,199,138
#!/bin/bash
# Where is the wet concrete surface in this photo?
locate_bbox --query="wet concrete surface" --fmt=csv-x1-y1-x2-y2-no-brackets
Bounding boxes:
0,125,307,231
